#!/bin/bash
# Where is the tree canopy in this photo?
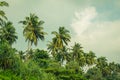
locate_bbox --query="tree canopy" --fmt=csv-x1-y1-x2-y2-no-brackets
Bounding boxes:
0,1,120,80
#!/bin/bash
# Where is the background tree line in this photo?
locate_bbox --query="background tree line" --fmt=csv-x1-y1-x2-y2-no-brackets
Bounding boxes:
0,1,120,80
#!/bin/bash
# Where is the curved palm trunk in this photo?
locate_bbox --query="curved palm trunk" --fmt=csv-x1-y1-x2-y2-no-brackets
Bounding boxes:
24,41,32,61
28,40,31,51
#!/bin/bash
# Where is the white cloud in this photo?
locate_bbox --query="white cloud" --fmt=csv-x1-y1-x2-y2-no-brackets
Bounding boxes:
71,7,97,35
70,6,120,63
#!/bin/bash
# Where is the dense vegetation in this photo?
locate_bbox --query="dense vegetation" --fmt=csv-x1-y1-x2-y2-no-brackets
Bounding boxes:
0,1,120,80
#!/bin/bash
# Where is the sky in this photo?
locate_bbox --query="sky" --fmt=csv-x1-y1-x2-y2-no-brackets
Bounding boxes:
4,0,120,63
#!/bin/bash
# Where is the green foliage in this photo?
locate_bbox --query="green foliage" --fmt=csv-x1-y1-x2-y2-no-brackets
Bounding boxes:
33,49,50,68
85,67,103,80
0,1,120,80
19,13,47,50
0,1,9,7
0,40,18,70
48,27,71,57
0,69,21,80
0,21,18,45
18,59,42,80
85,51,96,66
42,73,57,80
70,43,86,67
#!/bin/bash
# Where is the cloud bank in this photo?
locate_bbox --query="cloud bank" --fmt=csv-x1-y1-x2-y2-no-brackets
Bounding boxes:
71,6,120,63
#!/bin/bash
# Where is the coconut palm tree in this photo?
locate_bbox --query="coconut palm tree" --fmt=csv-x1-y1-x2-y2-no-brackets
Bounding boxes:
96,57,111,77
55,46,71,65
47,41,57,57
0,21,18,45
71,43,86,67
60,46,71,63
96,57,108,69
51,27,71,49
48,27,70,58
86,51,96,66
19,13,47,50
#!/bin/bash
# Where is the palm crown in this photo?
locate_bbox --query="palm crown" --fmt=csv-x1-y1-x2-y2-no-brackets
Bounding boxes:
20,13,47,50
0,21,18,45
51,27,71,49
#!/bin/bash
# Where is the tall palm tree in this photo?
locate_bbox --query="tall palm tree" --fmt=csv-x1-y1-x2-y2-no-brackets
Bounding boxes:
55,46,71,65
48,27,70,58
47,41,57,57
71,43,86,67
0,21,18,45
60,46,71,63
51,27,71,49
86,51,96,66
19,13,47,50
96,57,108,69
96,57,110,77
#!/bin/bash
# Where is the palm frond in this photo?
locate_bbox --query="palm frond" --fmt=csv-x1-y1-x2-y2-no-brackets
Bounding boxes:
0,1,9,7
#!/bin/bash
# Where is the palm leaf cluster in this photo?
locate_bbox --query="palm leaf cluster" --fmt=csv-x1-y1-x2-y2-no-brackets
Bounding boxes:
20,14,47,50
0,21,18,45
47,27,71,57
52,27,71,48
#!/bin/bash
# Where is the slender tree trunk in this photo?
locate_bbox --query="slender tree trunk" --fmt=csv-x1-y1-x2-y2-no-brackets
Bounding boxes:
26,41,32,61
28,41,31,51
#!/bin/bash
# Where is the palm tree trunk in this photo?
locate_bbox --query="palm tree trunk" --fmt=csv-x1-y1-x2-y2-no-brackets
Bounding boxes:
28,41,31,51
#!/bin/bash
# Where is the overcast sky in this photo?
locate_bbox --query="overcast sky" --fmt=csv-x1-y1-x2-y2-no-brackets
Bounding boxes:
4,0,120,63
